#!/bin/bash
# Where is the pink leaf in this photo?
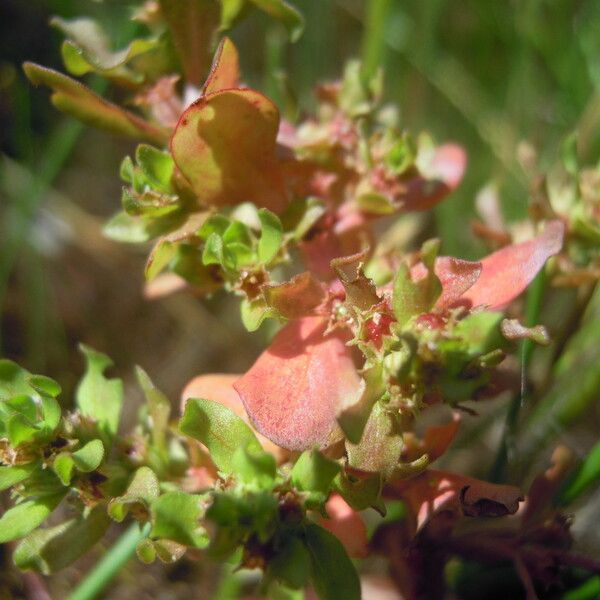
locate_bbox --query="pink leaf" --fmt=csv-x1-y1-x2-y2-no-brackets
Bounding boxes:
234,317,363,451
403,144,467,212
385,469,523,534
319,494,368,558
461,220,564,309
411,257,482,309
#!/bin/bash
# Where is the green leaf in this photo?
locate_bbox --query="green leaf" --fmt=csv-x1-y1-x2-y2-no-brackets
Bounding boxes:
219,0,246,30
0,492,65,543
23,63,168,145
304,523,361,600
559,441,600,505
0,462,38,491
392,260,441,326
51,17,157,85
103,210,183,243
53,444,106,487
53,454,75,486
249,0,304,42
280,197,325,242
291,450,340,501
258,208,283,264
346,400,404,479
27,375,61,398
333,471,383,512
72,439,105,472
136,538,157,564
198,214,231,240
240,297,278,332
136,144,175,193
7,414,39,446
13,505,110,573
145,239,176,281
560,132,579,176
338,364,384,444
135,367,171,454
76,345,123,444
108,466,160,522
179,398,262,474
230,444,276,487
0,360,34,399
202,232,236,271
269,534,311,589
357,192,395,215
151,491,208,548
223,220,252,247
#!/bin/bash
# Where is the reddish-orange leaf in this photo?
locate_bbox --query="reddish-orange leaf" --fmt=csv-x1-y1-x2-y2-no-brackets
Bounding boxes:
202,37,240,95
461,220,564,309
171,88,288,212
421,414,461,462
234,316,363,451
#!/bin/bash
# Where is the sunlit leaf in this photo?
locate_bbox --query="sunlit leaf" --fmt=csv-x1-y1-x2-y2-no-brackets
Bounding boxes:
230,444,277,487
76,345,123,444
109,466,160,522
0,492,66,544
0,463,38,491
13,505,110,573
179,397,262,473
151,491,208,548
257,208,283,264
23,63,168,145
462,220,564,309
51,17,157,85
291,449,339,506
346,401,404,478
234,316,362,451
240,297,278,332
170,88,288,212
135,144,175,193
203,36,240,94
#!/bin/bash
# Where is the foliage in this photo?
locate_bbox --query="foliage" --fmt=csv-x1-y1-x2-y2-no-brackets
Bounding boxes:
1,1,599,599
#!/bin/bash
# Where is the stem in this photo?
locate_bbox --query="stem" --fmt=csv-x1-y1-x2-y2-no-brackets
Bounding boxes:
489,268,546,482
67,522,151,600
360,0,393,83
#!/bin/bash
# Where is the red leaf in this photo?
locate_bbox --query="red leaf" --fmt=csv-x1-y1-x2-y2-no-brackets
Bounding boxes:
234,317,363,451
461,220,564,309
